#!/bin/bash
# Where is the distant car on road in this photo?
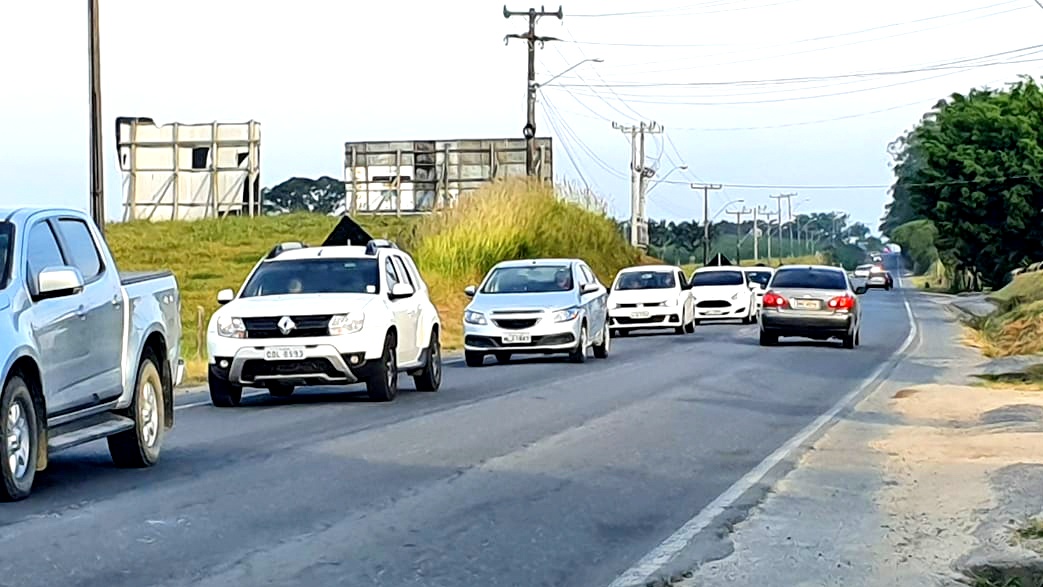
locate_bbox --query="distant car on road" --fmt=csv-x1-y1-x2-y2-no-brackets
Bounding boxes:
866,264,894,290
206,240,443,406
689,266,758,324
607,264,695,335
741,266,775,310
759,264,867,349
462,258,610,366
853,263,874,279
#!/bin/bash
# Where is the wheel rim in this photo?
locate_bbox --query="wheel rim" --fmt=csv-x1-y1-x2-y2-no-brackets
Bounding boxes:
581,327,588,350
603,324,611,352
6,400,31,480
140,381,159,448
386,346,397,390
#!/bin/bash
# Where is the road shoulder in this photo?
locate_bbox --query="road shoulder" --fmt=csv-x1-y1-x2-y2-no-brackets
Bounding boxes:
676,292,1043,587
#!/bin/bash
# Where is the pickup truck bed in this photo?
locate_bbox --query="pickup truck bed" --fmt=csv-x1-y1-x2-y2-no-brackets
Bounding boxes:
120,270,175,286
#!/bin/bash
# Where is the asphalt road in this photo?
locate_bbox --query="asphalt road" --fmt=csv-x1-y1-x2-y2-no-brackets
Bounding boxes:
0,263,913,587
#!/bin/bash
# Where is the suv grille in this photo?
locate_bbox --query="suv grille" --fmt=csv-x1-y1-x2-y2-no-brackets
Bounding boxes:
242,315,333,338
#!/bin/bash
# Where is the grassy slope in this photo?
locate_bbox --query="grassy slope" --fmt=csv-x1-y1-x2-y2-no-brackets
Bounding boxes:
106,179,641,383
970,271,1043,358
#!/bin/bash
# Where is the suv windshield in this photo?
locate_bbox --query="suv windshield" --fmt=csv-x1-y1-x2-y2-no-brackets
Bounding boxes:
614,270,676,290
691,270,744,287
771,268,848,290
0,222,10,289
481,265,573,294
745,270,772,287
240,258,380,297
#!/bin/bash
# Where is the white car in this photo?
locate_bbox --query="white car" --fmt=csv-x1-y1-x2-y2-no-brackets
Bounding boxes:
853,264,874,279
206,240,442,406
608,264,695,335
741,266,775,310
689,266,758,324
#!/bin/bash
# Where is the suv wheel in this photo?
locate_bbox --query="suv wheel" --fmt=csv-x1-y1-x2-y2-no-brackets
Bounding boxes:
209,368,243,407
413,329,442,392
367,332,399,402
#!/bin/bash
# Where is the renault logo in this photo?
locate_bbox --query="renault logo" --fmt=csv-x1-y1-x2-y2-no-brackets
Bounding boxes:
277,316,296,335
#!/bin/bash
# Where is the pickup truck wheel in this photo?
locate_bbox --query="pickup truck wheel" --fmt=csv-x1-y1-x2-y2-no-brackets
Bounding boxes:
366,333,399,402
1,375,37,501
108,356,164,468
413,329,442,392
209,370,243,407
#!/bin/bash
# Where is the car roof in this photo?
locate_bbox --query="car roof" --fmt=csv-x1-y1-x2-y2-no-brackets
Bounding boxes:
775,264,847,273
266,245,400,262
617,264,679,273
1,207,91,224
493,258,577,268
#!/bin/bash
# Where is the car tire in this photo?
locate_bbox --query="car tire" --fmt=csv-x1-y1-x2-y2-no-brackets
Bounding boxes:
569,323,588,364
209,369,243,408
465,351,486,367
684,320,696,334
109,354,165,468
366,332,399,402
268,384,295,398
855,328,861,346
593,322,610,359
759,330,778,346
413,329,442,392
1,374,38,502
842,331,856,349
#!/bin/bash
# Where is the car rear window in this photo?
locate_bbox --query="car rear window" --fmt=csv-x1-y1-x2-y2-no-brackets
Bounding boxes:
690,270,744,286
770,268,848,290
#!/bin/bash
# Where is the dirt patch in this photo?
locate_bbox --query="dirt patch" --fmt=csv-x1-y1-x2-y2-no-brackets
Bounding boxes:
872,383,1043,583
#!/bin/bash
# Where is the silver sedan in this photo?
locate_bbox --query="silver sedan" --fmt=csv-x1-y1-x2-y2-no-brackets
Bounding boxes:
759,264,867,349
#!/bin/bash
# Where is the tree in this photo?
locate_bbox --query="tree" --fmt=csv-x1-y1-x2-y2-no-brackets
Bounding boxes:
888,77,1043,287
262,176,346,214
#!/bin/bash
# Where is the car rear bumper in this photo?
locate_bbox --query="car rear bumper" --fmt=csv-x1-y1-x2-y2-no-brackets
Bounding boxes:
760,311,853,336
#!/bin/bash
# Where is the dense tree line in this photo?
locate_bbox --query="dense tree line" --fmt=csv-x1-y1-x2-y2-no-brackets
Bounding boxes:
881,76,1043,288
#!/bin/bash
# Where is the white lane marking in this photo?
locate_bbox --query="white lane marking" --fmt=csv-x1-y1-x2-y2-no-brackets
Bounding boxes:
606,274,918,587
173,357,466,412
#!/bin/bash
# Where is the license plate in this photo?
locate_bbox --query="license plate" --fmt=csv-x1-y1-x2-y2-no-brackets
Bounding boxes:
707,310,725,315
264,346,305,361
502,333,531,344
630,311,650,318
793,299,821,310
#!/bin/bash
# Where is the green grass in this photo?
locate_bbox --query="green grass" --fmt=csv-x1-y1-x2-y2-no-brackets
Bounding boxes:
973,364,1043,391
106,179,641,383
969,271,1043,358
989,270,1043,310
1017,518,1043,541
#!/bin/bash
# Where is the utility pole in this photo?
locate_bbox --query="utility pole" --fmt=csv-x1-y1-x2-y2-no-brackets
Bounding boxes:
753,206,760,262
88,0,105,235
728,206,753,264
614,120,662,248
690,183,722,265
769,193,795,261
504,5,563,178
786,194,796,257
761,207,779,265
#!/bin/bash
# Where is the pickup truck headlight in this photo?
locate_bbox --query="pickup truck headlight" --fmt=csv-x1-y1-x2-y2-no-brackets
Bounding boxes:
463,310,487,325
329,312,364,336
216,315,246,338
551,306,581,323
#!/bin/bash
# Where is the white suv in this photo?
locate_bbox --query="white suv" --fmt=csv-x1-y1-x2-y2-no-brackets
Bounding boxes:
206,240,442,406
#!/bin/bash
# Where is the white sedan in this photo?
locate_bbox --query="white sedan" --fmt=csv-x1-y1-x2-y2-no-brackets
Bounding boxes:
608,265,695,335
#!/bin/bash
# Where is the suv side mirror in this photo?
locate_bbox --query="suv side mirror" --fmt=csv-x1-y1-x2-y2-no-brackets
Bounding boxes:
217,288,235,304
35,266,85,300
389,282,415,300
464,285,477,297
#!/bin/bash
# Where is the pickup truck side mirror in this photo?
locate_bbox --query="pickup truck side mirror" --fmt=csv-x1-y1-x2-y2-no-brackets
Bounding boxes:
389,282,415,300
35,266,85,300
464,285,477,297
217,288,235,304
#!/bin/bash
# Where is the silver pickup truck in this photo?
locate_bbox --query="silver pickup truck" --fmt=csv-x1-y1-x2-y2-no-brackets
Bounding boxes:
0,207,183,501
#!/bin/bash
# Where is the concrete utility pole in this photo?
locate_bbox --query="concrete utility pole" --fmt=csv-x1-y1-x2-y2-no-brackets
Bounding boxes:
613,120,662,248
753,206,760,262
504,5,562,177
760,207,779,264
690,183,722,265
88,0,105,234
769,193,795,261
728,206,754,264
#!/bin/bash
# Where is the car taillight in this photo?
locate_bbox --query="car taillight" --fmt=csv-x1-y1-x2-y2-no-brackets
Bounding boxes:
828,295,856,310
763,291,789,308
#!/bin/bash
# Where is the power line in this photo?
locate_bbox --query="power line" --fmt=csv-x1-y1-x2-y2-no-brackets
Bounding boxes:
654,174,1042,190
538,99,593,192
572,0,804,18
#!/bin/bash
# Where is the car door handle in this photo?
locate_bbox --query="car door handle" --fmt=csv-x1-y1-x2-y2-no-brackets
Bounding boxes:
75,305,87,320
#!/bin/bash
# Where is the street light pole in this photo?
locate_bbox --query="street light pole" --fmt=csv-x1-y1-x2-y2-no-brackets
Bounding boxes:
690,183,722,265
88,0,105,234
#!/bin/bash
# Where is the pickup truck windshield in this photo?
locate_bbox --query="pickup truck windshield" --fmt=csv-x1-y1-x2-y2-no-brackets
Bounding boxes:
481,265,573,294
0,222,11,289
691,271,744,287
614,271,675,290
771,268,848,290
240,258,380,297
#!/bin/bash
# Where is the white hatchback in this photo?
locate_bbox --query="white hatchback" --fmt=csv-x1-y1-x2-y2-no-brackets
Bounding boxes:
689,266,758,324
608,265,695,335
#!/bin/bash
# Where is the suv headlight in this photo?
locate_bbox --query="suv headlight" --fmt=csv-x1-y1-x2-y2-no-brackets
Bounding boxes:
216,315,246,338
464,310,487,325
552,306,581,323
329,312,365,336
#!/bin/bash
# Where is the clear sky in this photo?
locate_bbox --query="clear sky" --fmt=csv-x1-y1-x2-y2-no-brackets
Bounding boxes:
3,0,1041,231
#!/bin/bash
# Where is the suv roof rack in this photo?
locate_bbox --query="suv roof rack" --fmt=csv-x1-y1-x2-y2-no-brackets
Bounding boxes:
365,239,399,256
266,241,308,259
